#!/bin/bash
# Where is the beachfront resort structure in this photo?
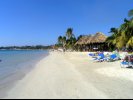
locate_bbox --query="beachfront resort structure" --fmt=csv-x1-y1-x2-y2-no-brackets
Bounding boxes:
75,32,108,51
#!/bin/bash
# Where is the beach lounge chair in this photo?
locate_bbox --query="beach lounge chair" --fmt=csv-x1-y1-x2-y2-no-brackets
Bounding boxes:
107,54,120,62
121,55,133,68
89,53,98,58
94,53,105,62
89,53,95,57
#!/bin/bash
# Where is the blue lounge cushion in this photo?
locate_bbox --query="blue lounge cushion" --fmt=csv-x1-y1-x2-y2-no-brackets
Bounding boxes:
121,61,129,65
110,54,117,59
89,53,95,56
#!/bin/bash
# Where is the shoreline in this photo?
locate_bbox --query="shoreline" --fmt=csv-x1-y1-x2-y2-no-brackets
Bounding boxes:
0,51,49,98
3,51,133,99
3,52,107,99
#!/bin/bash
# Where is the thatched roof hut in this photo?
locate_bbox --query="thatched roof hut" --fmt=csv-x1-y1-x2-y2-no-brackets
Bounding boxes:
75,35,92,45
75,32,107,45
75,32,108,51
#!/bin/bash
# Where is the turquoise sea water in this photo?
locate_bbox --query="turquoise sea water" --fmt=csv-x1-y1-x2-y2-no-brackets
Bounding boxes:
0,50,48,97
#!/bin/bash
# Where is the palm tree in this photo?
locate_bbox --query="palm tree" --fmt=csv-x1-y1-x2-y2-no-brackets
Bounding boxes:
106,10,133,50
127,37,133,47
119,18,133,48
109,28,118,33
106,28,119,46
62,36,66,47
58,36,63,45
70,37,77,45
66,28,74,39
77,35,83,41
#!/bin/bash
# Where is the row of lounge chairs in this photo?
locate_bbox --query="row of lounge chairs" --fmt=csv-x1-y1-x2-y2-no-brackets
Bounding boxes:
89,52,120,62
89,52,133,68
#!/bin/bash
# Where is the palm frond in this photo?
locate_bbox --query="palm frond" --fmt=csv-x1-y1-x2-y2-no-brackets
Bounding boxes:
127,37,133,47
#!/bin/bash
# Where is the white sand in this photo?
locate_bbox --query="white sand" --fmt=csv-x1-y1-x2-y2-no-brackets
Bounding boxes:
4,52,133,99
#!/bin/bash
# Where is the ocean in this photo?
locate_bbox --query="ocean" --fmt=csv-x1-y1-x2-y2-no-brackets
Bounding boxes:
0,50,49,98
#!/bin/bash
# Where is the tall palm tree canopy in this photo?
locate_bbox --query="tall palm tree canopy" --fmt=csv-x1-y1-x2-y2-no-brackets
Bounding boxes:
58,36,63,44
66,28,74,39
127,37,133,47
106,9,133,50
62,36,66,45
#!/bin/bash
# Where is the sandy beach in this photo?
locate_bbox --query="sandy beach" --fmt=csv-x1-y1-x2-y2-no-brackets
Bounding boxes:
4,52,133,99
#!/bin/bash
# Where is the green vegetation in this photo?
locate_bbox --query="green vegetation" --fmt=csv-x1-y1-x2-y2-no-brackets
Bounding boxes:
56,28,77,51
56,10,133,52
106,10,133,51
0,45,52,50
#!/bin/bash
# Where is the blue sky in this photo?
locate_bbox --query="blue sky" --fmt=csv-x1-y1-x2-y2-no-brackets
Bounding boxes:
0,0,133,46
